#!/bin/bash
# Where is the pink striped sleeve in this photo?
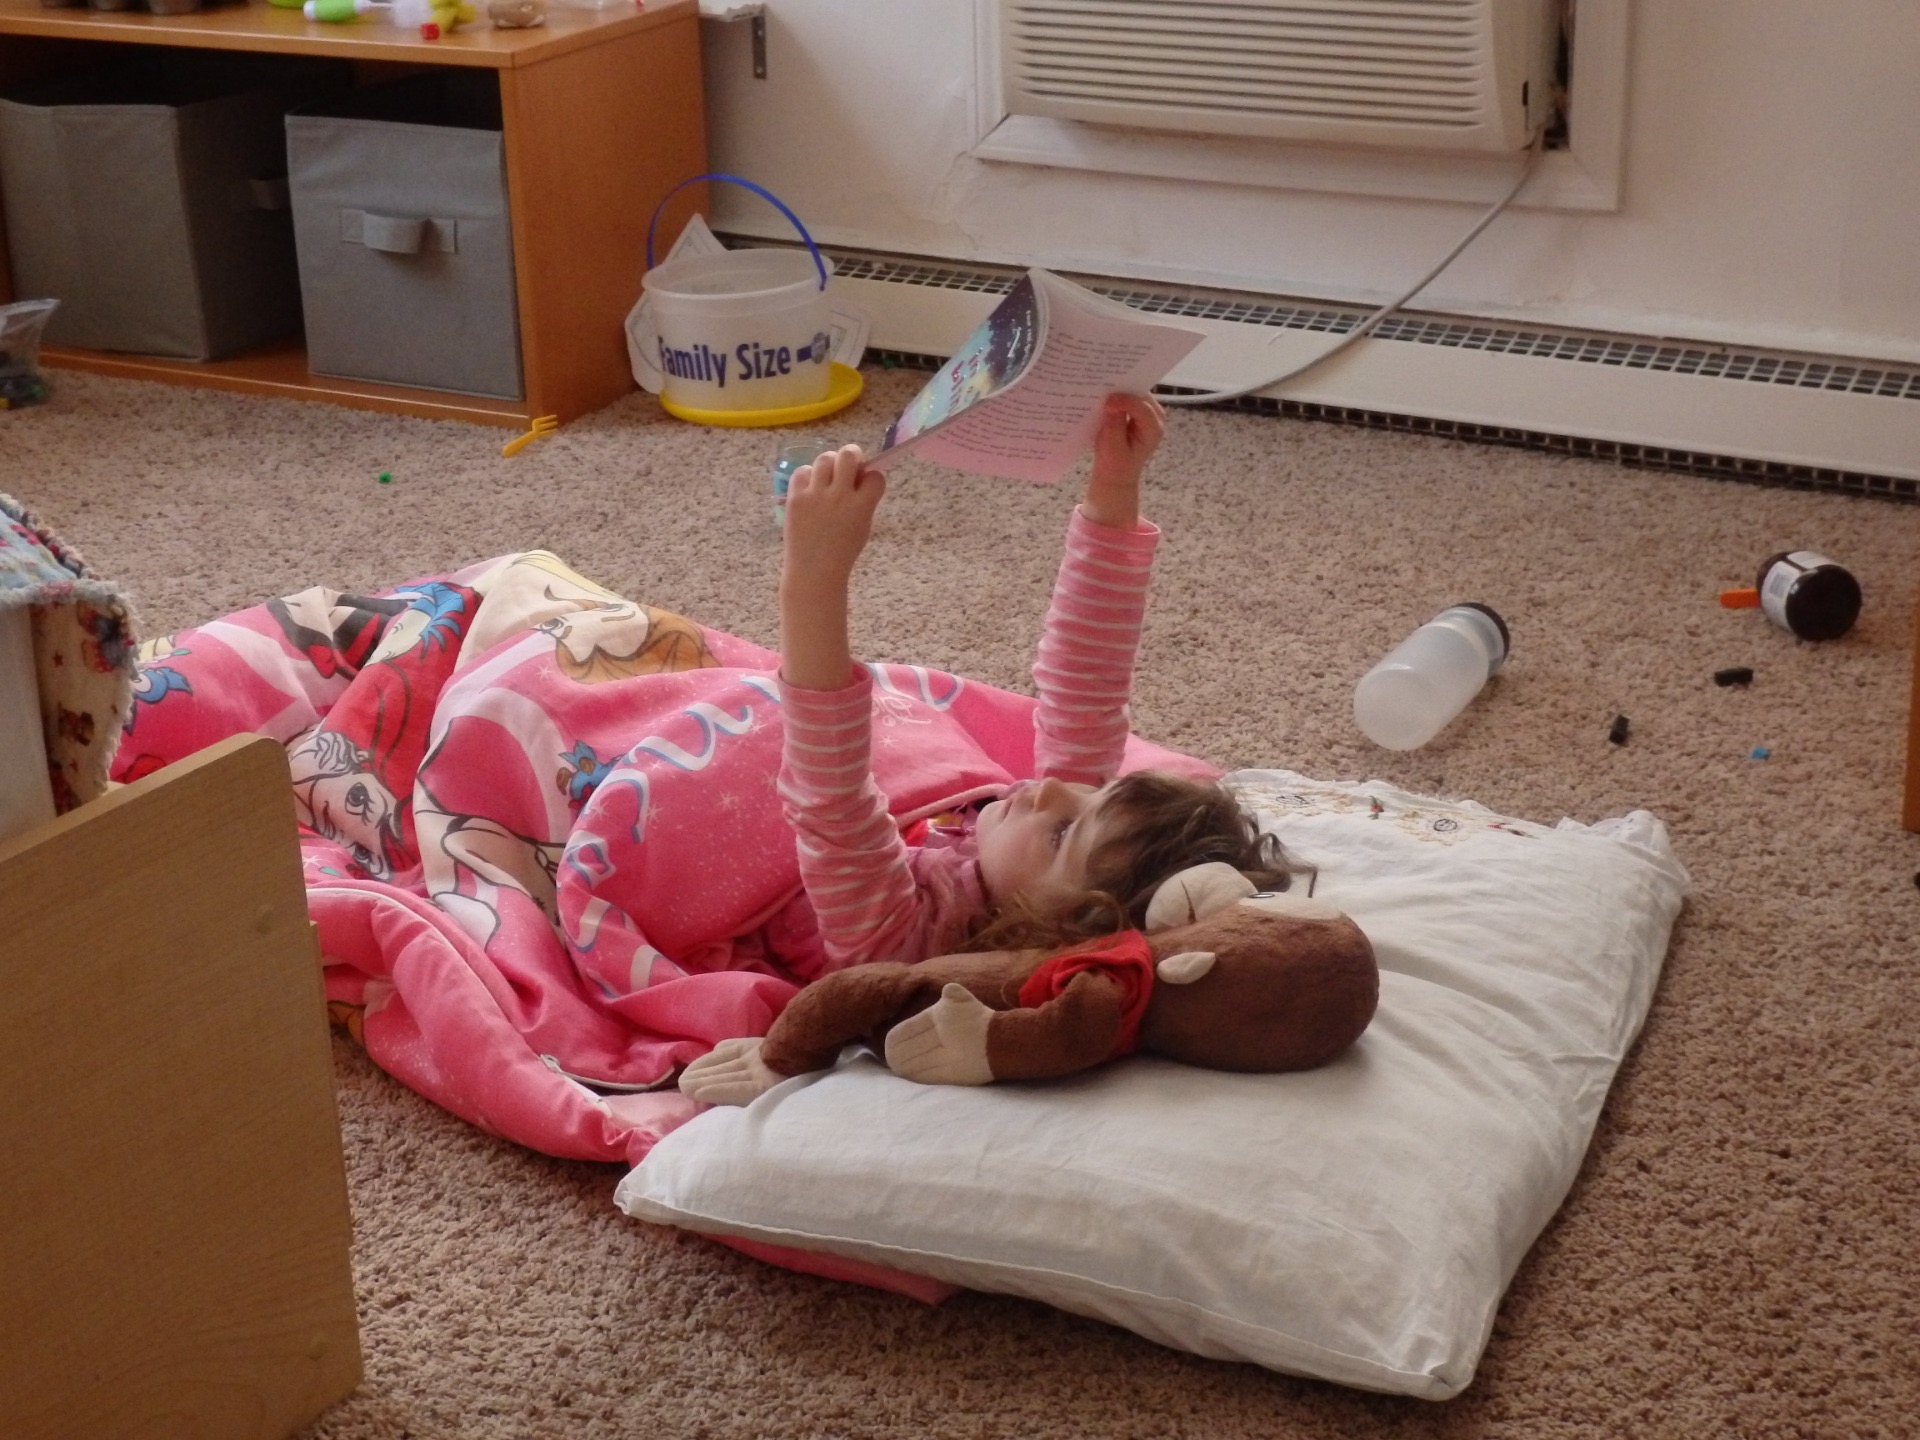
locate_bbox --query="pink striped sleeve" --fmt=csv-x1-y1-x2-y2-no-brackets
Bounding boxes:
777,671,956,972
1031,506,1160,786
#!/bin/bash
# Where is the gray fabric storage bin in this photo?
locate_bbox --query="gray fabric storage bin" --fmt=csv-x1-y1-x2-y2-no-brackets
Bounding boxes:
286,74,522,401
0,55,331,360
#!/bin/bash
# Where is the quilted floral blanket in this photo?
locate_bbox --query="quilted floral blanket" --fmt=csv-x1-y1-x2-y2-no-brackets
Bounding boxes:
1,492,136,817
114,551,1200,1165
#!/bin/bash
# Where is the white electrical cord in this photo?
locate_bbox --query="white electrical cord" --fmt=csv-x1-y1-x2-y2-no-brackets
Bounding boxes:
1158,128,1548,407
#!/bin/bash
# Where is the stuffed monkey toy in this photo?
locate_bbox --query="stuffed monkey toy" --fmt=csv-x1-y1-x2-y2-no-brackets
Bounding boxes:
680,862,1378,1106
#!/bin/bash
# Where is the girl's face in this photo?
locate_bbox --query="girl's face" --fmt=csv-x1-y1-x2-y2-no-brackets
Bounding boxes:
975,777,1119,909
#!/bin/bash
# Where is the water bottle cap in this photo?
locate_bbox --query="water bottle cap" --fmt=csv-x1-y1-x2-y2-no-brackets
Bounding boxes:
1446,602,1510,671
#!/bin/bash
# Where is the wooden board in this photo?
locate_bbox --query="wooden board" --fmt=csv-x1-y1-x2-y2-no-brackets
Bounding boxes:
40,338,534,427
0,735,362,1440
0,0,688,70
501,7,705,421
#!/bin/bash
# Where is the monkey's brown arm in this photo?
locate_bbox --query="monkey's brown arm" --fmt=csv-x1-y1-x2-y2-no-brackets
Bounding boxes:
759,963,937,1076
982,970,1130,1080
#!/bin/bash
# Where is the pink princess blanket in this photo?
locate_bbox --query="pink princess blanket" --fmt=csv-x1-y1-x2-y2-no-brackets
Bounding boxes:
115,552,1206,1166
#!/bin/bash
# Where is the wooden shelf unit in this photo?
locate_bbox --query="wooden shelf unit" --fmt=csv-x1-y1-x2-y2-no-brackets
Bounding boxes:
0,0,708,427
0,737,363,1439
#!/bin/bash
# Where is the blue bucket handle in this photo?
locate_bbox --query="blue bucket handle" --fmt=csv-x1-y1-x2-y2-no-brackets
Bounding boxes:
645,172,830,292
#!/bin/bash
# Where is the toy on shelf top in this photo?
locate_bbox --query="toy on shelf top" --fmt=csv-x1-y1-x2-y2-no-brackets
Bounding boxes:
488,0,546,25
302,0,380,19
393,0,479,36
295,0,483,35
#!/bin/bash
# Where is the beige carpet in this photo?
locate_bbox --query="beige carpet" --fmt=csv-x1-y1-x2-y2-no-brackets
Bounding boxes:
9,367,1918,1438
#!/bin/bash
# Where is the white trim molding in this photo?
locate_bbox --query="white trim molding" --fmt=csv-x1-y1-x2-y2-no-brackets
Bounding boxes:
825,256,1919,487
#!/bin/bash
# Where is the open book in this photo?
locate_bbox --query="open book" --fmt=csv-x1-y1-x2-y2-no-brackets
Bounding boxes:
871,269,1205,483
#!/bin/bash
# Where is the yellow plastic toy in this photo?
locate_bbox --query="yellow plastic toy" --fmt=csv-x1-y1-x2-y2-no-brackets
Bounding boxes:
501,414,558,457
393,0,477,38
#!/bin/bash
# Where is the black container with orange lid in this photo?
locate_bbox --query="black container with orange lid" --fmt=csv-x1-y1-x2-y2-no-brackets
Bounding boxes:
1719,551,1862,641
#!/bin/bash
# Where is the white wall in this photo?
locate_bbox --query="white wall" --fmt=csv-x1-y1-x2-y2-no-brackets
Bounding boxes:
698,0,1920,365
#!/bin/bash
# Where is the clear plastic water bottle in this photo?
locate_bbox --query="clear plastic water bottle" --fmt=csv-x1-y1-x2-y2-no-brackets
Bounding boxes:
770,435,841,528
1353,603,1510,751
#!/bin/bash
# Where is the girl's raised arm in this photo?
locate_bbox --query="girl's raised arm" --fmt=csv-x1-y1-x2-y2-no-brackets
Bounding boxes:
1031,395,1167,787
776,447,946,973
778,445,886,691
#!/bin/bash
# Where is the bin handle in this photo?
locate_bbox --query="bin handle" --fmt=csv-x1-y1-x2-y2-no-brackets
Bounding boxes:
361,213,427,255
340,210,456,255
645,172,828,291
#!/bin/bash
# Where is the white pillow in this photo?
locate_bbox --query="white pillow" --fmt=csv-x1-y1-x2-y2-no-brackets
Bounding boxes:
615,770,1689,1399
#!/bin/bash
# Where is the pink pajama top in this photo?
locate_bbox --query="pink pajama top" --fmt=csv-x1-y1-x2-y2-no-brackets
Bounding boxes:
776,506,1162,972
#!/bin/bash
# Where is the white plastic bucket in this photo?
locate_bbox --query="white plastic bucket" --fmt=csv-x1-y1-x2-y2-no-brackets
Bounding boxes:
636,173,836,416
640,246,834,413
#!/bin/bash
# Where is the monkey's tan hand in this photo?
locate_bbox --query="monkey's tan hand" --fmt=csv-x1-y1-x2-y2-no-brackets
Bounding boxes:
678,1036,785,1106
883,984,995,1086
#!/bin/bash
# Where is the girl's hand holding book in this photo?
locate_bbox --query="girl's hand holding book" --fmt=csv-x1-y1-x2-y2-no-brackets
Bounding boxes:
784,445,887,587
1083,394,1165,531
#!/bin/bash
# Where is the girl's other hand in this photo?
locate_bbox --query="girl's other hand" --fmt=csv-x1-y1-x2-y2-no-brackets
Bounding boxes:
1084,393,1165,530
783,444,887,587
779,445,886,691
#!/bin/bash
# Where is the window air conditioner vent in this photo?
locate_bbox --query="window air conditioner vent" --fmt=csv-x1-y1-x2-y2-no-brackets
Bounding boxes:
1000,0,1559,152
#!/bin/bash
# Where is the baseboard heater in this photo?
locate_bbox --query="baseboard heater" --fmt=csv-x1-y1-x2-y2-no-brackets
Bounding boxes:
732,237,1920,504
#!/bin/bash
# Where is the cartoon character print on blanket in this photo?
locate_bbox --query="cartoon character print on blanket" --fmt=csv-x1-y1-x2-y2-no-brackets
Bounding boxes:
111,551,1206,1167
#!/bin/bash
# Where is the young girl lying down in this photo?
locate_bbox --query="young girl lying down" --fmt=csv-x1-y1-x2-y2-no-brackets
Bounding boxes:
110,393,1301,1160
767,393,1298,974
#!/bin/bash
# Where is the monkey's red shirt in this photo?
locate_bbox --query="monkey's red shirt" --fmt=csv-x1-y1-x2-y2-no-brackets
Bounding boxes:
1018,930,1157,1059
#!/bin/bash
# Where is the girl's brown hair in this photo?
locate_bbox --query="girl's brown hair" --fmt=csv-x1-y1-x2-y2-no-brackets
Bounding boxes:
964,770,1307,954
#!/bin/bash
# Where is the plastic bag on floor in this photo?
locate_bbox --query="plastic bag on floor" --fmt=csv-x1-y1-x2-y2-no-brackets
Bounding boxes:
0,299,58,410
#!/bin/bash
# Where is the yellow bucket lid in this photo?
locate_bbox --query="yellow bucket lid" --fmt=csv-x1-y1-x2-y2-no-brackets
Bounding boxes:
659,362,864,430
